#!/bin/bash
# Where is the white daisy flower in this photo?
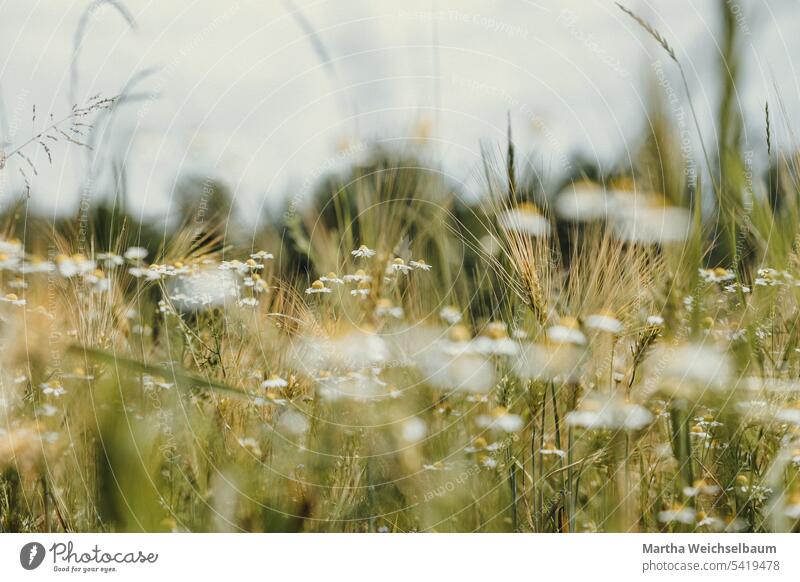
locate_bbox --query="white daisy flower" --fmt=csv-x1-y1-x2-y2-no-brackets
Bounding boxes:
477,407,525,433
350,281,371,297
343,270,372,283
554,181,613,222
320,272,344,284
56,254,95,277
650,343,733,393
250,250,274,260
375,299,403,319
305,280,331,294
585,311,623,334
658,505,696,524
547,318,587,345
498,203,551,237
409,259,432,271
682,479,720,497
0,238,23,254
567,393,652,430
98,252,124,266
699,267,735,283
0,293,26,306
400,417,427,443
610,196,690,244
439,305,462,325
389,258,412,273
261,375,288,389
128,267,162,281
244,259,264,271
351,245,376,258
41,381,66,397
124,246,148,261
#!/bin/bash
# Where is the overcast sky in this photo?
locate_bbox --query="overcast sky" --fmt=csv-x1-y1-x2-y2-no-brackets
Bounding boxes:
1,0,798,226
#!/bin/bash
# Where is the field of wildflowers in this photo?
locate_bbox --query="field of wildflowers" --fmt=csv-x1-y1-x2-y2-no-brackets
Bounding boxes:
2,2,800,534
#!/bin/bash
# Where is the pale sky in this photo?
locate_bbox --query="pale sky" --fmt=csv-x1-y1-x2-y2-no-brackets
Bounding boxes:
0,0,798,226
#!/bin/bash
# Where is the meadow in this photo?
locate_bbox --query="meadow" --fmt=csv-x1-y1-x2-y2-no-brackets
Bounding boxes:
2,3,800,533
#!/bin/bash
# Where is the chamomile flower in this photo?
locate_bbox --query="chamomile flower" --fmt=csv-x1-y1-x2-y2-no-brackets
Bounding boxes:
554,181,612,222
498,203,551,237
40,380,65,397
658,504,696,524
585,310,623,334
682,479,720,497
439,305,462,325
305,280,331,294
0,293,26,306
244,259,264,271
699,267,735,283
0,238,22,254
464,436,491,453
98,252,124,266
124,246,148,261
567,392,652,430
56,254,95,277
477,407,525,433
400,417,427,443
547,317,587,345
390,258,412,273
724,282,750,293
650,343,733,394
351,245,376,258
0,251,20,270
418,350,495,394
754,267,790,286
473,321,518,356
219,260,246,273
250,250,274,260
409,259,432,271
514,342,584,382
128,266,163,281
343,269,371,283
610,196,690,244
261,375,288,389
350,281,371,298
85,269,110,293
374,299,403,319
320,272,344,284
